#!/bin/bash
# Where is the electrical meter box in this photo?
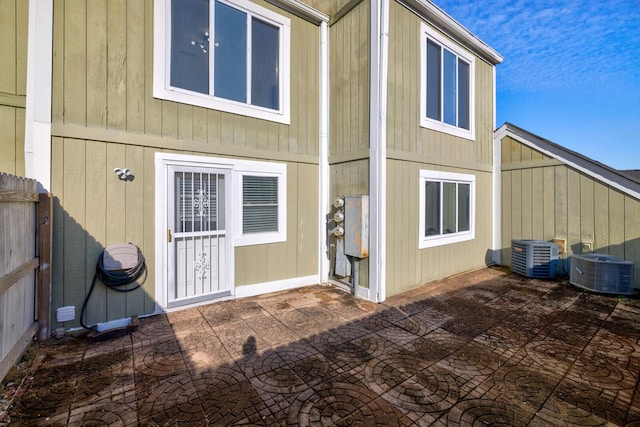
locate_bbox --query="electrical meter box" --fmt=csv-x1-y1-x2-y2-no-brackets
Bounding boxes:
344,195,369,258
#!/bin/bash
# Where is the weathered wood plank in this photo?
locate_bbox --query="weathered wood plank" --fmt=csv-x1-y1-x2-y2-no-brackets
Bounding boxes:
0,323,36,383
126,0,145,133
37,193,53,340
0,191,40,203
580,173,595,248
84,140,107,325
608,189,625,259
0,0,16,94
0,258,39,295
63,0,87,125
0,106,17,175
86,0,108,128
107,0,127,130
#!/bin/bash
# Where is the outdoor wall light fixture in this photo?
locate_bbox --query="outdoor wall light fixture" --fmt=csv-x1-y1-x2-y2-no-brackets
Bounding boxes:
113,168,133,181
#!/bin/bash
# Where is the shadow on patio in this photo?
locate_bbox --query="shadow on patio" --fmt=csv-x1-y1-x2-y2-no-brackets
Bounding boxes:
2,266,640,426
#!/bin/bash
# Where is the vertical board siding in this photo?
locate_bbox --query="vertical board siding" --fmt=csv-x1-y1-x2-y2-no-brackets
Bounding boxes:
50,0,322,326
54,0,320,157
386,160,493,296
329,0,370,156
500,137,640,287
0,0,28,175
52,138,317,326
235,162,319,286
386,1,495,168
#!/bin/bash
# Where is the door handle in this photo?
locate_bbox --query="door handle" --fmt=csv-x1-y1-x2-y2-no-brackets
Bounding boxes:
167,229,172,243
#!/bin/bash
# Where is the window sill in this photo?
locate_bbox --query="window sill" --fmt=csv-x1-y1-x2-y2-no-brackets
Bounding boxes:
419,231,474,249
154,88,290,125
419,118,475,141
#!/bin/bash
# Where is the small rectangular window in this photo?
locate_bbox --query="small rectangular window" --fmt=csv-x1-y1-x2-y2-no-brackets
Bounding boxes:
419,170,475,248
242,175,278,234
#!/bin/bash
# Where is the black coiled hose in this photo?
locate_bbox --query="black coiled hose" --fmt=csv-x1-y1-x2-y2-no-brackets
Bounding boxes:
80,245,147,330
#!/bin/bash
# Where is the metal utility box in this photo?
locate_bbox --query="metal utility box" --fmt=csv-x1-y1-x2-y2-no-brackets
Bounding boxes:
344,195,369,258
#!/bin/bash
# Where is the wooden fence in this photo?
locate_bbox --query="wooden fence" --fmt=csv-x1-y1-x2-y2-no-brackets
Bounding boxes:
0,172,52,382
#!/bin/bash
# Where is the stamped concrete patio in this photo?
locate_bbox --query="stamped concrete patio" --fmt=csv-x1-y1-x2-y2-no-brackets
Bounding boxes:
3,266,640,426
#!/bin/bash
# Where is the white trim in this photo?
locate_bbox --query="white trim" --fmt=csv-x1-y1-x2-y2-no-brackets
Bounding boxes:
269,0,329,24
153,0,291,125
492,67,501,264
318,21,330,284
24,0,53,192
155,152,288,310
369,0,389,303
234,274,319,298
418,170,476,249
399,0,502,65
233,167,287,247
495,125,640,202
419,22,475,141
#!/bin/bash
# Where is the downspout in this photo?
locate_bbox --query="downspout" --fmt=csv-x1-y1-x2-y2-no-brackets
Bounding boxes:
24,0,53,192
369,0,389,302
492,66,501,265
318,21,330,283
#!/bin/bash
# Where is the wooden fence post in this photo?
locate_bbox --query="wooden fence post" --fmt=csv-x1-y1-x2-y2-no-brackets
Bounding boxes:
37,193,53,340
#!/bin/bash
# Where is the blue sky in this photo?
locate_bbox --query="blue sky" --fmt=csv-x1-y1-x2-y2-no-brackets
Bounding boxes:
434,0,640,170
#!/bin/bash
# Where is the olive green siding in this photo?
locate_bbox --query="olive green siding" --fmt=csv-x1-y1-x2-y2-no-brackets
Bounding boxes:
328,0,370,288
384,1,496,297
52,0,319,157
386,160,494,295
386,1,495,169
49,0,322,328
0,0,28,175
500,136,640,288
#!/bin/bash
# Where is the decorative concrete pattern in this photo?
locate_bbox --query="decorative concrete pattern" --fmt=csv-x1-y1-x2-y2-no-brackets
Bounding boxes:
3,267,640,426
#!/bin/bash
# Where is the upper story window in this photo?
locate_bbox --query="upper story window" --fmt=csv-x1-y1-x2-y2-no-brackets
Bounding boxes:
154,0,291,124
419,170,475,249
420,23,475,140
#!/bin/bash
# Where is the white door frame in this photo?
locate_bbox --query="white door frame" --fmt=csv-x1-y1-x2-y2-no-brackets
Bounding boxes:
155,153,235,312
167,165,231,307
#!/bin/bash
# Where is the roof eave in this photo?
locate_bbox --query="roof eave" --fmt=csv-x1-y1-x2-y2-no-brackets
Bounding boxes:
400,0,503,65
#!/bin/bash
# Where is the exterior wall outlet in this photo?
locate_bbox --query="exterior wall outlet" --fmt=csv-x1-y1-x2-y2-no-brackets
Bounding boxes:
553,238,566,254
56,306,76,323
581,241,592,253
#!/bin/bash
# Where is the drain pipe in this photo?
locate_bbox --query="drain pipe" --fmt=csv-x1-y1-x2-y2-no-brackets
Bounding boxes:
318,20,330,284
369,0,390,303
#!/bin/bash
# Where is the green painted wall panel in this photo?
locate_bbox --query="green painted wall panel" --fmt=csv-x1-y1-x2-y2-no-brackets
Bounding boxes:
52,0,320,157
499,135,640,287
386,159,494,296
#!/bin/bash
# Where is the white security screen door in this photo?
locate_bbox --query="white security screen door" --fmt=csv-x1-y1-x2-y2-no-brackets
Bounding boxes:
167,166,230,307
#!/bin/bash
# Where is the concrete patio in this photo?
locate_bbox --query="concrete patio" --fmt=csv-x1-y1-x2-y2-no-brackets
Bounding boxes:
2,266,640,426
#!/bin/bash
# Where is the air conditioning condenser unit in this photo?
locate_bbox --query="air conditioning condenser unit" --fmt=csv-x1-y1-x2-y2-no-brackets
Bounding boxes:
570,254,635,295
511,239,559,279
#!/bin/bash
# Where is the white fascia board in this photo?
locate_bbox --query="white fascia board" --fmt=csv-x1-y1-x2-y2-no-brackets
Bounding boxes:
369,0,389,303
496,124,640,202
24,0,53,192
399,0,503,65
268,0,329,24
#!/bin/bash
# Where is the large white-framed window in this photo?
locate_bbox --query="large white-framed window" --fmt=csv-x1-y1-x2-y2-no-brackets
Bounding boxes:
154,0,291,124
420,23,475,140
419,170,475,249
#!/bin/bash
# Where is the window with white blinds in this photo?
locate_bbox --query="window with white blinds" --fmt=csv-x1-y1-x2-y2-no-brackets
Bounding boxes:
242,175,278,233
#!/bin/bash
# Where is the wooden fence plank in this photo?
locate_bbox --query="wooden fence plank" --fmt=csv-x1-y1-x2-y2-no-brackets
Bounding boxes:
37,193,53,340
0,258,39,295
0,190,39,202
